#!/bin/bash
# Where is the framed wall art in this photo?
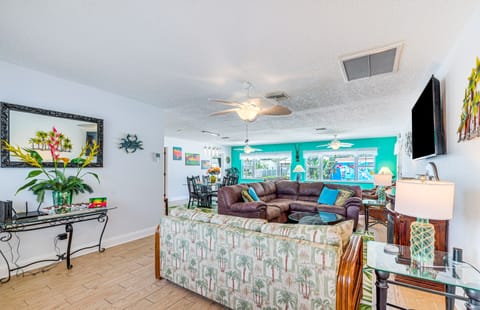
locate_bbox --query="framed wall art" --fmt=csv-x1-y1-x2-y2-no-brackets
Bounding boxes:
173,146,182,160
201,160,210,169
185,153,200,166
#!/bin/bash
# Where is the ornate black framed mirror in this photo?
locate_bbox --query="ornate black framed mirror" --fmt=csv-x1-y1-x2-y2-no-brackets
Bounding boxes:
1,102,104,168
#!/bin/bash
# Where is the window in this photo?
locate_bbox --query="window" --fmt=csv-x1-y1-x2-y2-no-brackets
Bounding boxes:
240,152,291,180
304,149,377,182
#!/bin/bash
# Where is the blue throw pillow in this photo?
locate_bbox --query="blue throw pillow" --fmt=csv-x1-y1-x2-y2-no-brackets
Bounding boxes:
248,187,260,201
318,187,339,205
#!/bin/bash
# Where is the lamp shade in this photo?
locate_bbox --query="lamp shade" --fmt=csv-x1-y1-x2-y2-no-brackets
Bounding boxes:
378,167,393,175
293,164,305,173
395,179,455,220
373,174,392,186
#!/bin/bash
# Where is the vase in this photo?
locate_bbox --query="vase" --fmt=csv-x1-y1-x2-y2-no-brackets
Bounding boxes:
52,191,73,206
210,175,217,183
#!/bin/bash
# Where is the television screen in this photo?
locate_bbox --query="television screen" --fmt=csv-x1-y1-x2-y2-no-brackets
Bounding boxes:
411,75,445,160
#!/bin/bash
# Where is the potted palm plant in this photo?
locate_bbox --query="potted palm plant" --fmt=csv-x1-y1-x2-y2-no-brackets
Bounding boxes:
2,127,100,210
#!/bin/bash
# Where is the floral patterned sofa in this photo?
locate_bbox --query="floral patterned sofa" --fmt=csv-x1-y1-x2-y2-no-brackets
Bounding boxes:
154,207,363,309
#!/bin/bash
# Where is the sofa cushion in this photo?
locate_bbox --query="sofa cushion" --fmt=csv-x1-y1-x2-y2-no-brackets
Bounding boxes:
210,214,267,231
260,181,277,202
219,184,248,206
297,182,324,202
266,205,282,221
260,219,353,247
334,188,355,206
289,200,318,212
266,198,292,212
275,180,299,200
248,186,261,201
318,187,339,205
249,182,264,196
168,207,213,223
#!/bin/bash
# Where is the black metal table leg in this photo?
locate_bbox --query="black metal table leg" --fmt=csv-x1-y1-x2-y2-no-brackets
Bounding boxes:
375,269,390,310
465,288,480,310
65,223,73,269
446,285,455,310
0,232,12,283
0,249,11,283
365,205,369,232
98,214,108,253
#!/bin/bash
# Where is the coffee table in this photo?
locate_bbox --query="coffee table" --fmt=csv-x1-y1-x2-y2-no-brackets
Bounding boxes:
288,211,345,225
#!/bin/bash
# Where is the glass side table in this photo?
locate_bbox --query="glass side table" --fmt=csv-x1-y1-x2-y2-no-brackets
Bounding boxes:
362,199,387,232
367,241,480,310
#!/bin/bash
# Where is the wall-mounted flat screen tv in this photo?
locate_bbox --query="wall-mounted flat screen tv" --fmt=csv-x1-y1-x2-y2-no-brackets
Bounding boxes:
411,75,446,160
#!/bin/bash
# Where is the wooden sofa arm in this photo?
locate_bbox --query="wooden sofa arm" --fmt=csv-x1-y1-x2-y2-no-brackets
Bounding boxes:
336,234,363,310
155,224,161,279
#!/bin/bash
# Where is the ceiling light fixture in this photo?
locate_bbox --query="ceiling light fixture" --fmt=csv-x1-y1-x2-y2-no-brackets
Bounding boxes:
204,145,222,157
201,130,221,137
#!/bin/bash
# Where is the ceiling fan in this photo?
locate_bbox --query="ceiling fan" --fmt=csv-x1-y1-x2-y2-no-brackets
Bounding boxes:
234,123,262,154
209,82,292,122
316,135,353,150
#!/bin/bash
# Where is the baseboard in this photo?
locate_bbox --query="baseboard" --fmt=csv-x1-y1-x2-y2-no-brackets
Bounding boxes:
169,196,188,205
0,226,157,277
102,226,156,248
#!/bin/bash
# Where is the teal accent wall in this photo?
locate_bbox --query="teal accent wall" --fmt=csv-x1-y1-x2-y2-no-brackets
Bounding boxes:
231,136,397,189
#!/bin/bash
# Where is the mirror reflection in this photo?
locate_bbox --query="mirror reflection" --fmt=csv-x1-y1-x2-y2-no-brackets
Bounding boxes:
1,103,103,168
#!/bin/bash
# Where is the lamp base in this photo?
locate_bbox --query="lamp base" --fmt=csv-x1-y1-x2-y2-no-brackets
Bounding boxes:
410,218,435,268
296,173,301,182
376,186,386,204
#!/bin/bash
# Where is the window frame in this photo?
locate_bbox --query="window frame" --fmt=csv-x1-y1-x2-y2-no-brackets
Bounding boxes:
240,151,292,180
303,148,378,183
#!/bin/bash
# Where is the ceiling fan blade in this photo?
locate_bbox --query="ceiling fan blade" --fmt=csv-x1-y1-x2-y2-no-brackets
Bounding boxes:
316,144,330,148
259,104,292,116
209,108,239,116
208,98,243,107
339,143,353,147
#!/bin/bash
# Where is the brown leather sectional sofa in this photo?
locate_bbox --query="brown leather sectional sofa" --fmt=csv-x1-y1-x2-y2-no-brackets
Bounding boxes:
217,180,363,230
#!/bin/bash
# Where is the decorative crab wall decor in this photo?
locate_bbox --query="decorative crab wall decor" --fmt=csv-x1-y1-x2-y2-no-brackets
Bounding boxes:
119,134,144,153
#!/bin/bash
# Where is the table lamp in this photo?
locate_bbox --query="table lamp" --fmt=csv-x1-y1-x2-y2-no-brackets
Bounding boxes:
293,164,305,182
373,167,393,203
395,178,455,267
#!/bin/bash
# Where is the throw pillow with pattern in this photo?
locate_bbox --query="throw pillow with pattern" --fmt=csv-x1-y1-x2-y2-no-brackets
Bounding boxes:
335,189,355,206
241,190,254,202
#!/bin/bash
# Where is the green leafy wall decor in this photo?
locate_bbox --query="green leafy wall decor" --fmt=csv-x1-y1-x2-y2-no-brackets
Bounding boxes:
458,57,480,142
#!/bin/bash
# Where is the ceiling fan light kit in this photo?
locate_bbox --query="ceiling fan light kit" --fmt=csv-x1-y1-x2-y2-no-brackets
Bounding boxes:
316,135,354,150
208,82,292,122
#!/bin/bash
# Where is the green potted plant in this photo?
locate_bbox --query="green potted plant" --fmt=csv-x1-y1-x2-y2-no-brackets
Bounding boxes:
2,127,100,209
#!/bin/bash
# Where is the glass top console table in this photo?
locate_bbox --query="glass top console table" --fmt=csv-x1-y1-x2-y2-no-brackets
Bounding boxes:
367,241,480,309
0,206,116,283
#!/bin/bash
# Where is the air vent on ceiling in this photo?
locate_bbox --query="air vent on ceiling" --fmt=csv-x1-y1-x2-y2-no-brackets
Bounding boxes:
265,91,289,101
339,42,403,82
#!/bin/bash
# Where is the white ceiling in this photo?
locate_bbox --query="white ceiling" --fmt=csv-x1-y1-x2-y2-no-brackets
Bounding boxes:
0,1,478,146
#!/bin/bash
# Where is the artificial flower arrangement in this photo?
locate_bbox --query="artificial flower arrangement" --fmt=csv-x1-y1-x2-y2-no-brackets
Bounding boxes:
207,166,221,175
2,127,100,206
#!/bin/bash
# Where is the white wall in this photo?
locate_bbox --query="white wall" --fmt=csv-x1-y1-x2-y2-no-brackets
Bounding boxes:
0,60,164,274
402,7,480,269
164,136,230,202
